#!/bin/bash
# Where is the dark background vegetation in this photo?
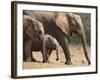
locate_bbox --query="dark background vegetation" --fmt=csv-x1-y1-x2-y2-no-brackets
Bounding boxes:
70,13,91,46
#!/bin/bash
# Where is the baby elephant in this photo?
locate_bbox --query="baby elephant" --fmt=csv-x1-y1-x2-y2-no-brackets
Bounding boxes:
31,34,59,63
44,34,59,62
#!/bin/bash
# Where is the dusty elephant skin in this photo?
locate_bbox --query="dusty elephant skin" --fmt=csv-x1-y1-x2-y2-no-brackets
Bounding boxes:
23,15,45,62
43,34,59,62
23,15,59,63
23,11,90,65
31,34,59,62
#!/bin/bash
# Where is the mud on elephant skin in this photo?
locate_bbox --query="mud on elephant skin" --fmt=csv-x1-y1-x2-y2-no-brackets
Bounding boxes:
23,11,90,65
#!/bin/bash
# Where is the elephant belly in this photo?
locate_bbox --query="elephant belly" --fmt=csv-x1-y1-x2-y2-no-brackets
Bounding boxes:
31,38,42,51
32,44,42,51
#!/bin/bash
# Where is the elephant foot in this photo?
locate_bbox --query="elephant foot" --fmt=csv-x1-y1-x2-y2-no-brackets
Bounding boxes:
65,62,72,65
88,61,91,65
43,59,48,63
56,58,59,61
65,60,72,65
43,57,48,63
26,57,32,62
25,57,37,62
31,58,37,62
43,60,46,63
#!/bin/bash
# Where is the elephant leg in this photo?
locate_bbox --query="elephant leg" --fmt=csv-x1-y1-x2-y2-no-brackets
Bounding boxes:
24,39,34,62
41,49,48,63
23,49,26,62
30,51,36,62
23,43,26,61
41,38,48,63
48,49,52,57
47,49,52,61
57,36,72,65
56,48,59,61
41,51,45,63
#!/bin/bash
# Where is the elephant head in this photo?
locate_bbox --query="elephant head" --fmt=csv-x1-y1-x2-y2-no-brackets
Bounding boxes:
23,15,44,41
54,13,90,64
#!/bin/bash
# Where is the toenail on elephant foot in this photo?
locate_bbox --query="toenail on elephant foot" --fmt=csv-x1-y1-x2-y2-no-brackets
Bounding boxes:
56,58,59,61
43,60,46,63
65,61,72,65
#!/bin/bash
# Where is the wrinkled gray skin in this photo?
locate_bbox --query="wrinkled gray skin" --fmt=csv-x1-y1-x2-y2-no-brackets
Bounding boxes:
44,34,59,62
23,15,45,62
23,15,59,62
30,34,59,62
24,11,90,65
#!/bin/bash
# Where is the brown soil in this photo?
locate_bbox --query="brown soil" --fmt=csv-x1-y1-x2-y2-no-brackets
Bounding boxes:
23,45,91,69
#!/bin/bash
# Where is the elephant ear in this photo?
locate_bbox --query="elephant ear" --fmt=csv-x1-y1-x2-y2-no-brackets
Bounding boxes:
24,16,35,39
26,22,34,39
54,13,70,35
69,14,76,25
68,13,83,29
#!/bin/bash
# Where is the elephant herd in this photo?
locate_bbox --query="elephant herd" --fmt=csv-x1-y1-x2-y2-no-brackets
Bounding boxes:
23,10,90,65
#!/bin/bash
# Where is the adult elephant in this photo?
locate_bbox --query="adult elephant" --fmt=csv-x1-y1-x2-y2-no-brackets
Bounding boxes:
23,15,45,62
24,11,90,65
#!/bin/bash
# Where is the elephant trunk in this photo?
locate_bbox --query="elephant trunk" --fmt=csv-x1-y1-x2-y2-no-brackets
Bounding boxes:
79,30,91,65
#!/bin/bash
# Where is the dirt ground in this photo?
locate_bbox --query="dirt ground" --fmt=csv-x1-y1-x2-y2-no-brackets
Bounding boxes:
23,45,91,69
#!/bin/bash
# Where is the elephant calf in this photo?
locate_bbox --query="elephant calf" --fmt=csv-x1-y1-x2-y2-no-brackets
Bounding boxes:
31,34,59,62
43,34,59,62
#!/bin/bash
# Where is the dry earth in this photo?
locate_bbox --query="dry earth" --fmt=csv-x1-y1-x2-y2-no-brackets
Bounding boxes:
23,45,91,69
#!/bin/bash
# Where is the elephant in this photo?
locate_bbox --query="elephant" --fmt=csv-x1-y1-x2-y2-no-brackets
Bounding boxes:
23,11,90,65
43,34,59,62
31,34,59,62
23,15,45,62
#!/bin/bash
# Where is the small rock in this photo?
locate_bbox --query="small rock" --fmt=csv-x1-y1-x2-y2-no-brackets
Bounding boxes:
81,60,85,64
